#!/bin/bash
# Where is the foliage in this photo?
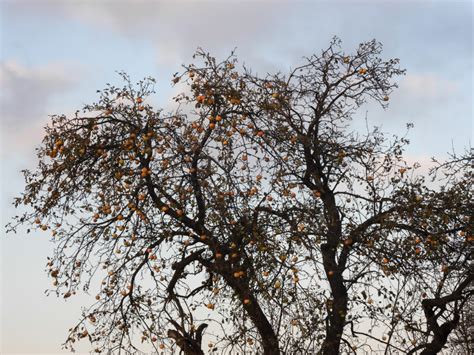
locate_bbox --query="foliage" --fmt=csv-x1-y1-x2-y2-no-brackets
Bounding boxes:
9,37,473,354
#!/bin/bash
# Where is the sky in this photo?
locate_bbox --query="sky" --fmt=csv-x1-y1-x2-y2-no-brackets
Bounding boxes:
0,0,472,353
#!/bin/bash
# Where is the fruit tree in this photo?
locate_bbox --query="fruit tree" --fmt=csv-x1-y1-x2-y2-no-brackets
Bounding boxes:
9,38,472,354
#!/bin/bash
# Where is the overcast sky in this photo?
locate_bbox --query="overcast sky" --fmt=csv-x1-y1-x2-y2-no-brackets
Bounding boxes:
1,0,472,353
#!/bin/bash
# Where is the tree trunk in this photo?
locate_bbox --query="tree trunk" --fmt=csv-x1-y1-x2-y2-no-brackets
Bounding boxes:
420,314,460,355
224,274,281,355
320,244,348,355
320,275,348,355
200,251,281,354
167,323,207,355
244,295,281,355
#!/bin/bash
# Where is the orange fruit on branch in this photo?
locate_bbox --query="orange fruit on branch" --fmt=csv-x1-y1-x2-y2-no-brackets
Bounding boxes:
197,95,205,103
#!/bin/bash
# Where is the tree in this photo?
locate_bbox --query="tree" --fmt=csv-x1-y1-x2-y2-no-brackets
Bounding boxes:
9,38,472,354
448,297,474,354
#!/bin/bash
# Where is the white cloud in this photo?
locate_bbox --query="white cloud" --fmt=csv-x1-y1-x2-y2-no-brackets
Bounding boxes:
0,61,79,157
4,0,294,70
400,73,457,99
0,60,78,124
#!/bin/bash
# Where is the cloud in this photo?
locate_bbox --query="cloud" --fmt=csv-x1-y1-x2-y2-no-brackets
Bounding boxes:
3,0,294,70
0,61,79,156
382,72,462,123
0,60,77,125
400,73,457,99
